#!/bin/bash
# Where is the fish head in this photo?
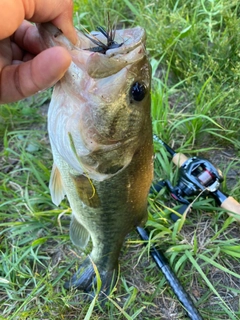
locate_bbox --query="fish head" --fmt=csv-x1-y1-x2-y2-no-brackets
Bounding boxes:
38,23,152,179
81,27,151,142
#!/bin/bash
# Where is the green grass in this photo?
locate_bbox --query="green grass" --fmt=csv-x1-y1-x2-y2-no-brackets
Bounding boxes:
1,1,240,319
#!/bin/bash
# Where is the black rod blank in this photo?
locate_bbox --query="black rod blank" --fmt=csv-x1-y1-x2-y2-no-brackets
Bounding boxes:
136,226,203,320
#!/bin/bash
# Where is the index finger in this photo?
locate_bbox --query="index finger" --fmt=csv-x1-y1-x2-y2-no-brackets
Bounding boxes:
28,0,78,44
0,0,77,44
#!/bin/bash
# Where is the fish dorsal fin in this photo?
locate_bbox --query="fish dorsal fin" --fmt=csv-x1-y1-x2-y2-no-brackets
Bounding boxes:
70,215,90,249
49,163,66,206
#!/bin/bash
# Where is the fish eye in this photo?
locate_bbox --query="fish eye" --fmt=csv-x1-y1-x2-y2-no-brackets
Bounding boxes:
130,82,146,102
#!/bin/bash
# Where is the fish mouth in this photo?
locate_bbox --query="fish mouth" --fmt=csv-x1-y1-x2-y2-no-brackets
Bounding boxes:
81,28,146,79
83,25,146,57
38,22,146,79
37,22,145,55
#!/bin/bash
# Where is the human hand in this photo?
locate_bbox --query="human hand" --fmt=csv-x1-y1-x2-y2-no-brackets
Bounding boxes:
0,0,77,103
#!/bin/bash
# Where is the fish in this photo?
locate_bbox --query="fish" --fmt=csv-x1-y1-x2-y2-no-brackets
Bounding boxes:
37,22,153,296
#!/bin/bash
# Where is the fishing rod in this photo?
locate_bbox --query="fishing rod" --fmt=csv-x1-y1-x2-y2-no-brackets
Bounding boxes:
136,226,203,320
137,136,240,320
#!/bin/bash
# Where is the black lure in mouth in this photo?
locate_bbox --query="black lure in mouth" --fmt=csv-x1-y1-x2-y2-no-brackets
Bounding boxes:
84,20,124,54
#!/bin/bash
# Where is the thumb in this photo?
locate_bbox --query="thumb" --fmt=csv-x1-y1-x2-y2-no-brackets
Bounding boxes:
0,46,71,103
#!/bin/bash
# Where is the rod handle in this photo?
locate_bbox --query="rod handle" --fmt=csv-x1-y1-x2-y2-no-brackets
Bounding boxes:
221,196,240,219
172,153,188,167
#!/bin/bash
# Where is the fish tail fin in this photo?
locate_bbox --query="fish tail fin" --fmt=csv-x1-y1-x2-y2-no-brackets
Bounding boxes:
70,215,90,248
64,255,118,300
49,163,66,206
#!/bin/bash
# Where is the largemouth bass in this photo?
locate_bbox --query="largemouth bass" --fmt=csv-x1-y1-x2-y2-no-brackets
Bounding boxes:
38,22,153,295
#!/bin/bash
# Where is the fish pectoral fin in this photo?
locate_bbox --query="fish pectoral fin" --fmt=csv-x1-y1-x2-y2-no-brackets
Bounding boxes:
71,174,101,208
49,163,66,206
70,215,90,249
